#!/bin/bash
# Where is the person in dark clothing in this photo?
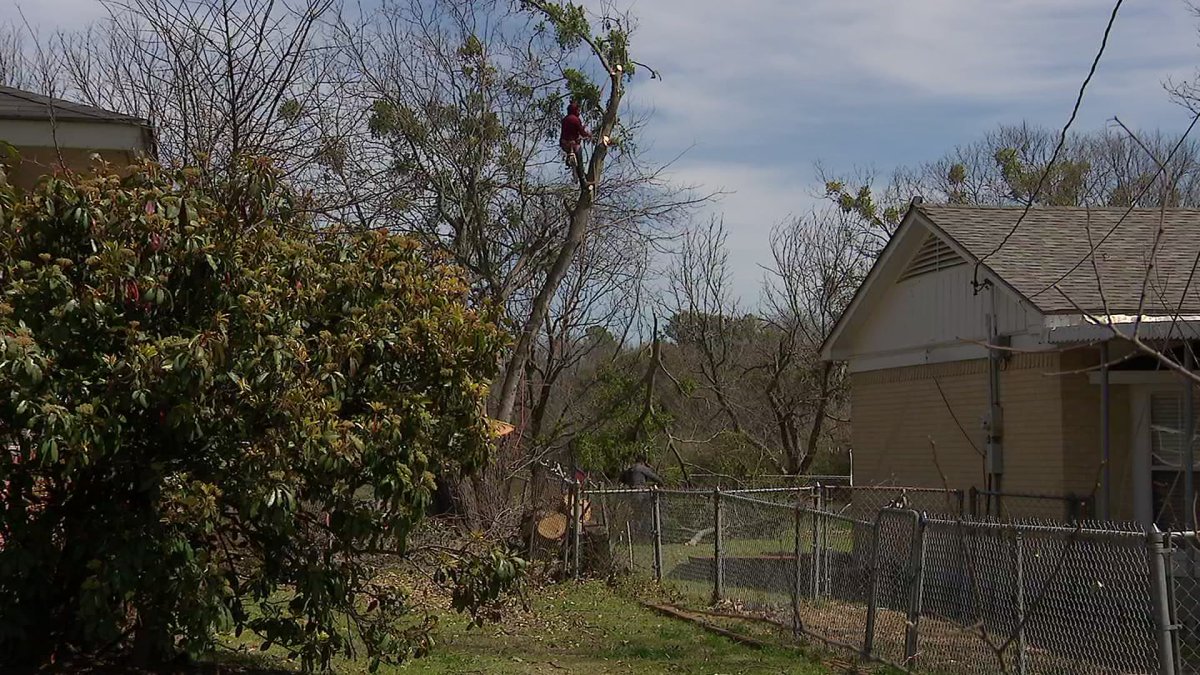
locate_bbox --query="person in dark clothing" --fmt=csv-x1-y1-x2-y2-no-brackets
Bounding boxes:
619,455,663,488
559,101,591,171
618,455,661,544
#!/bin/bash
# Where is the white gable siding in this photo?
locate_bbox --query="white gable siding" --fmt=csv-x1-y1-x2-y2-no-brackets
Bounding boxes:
822,212,1052,372
848,263,1040,358
0,119,148,151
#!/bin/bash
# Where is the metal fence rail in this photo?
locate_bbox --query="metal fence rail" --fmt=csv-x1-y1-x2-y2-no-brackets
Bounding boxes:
821,484,964,520
571,484,1182,674
968,487,1095,522
684,474,852,490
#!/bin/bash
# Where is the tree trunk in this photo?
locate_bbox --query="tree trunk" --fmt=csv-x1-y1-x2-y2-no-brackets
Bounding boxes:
494,40,624,423
799,361,836,474
495,201,593,423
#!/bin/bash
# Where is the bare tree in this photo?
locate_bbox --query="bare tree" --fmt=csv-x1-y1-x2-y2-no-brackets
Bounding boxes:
59,0,340,181
659,211,864,476
0,25,31,89
340,0,577,304
334,0,703,523
490,210,654,513
490,0,665,425
523,220,650,451
340,0,699,413
823,122,1200,236
760,210,867,472
662,218,756,459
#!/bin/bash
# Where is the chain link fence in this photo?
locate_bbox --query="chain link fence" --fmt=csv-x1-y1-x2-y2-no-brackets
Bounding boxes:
1167,533,1200,674
584,488,658,578
821,484,965,520
716,493,797,619
568,484,1185,674
968,488,1095,523
657,489,716,606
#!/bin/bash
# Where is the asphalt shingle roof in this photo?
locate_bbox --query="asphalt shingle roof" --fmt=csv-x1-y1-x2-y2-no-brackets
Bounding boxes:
916,204,1200,316
0,85,146,124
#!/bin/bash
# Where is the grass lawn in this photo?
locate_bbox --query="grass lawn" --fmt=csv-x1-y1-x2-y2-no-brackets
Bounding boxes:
212,580,835,674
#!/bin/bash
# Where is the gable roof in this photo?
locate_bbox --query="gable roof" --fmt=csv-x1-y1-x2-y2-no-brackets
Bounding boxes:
916,204,1200,316
0,86,147,125
820,203,1200,363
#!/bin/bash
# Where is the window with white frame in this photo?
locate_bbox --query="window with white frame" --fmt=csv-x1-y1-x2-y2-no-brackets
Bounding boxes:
1150,391,1200,530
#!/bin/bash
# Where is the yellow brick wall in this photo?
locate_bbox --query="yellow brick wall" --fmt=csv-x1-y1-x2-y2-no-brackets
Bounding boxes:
850,353,1070,503
1058,349,1135,520
1000,353,1070,499
6,146,139,191
850,359,990,491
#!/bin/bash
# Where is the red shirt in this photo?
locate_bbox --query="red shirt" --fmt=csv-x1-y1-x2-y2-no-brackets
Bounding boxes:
560,105,590,150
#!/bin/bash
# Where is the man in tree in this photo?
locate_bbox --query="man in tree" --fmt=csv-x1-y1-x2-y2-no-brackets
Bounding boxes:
559,100,591,174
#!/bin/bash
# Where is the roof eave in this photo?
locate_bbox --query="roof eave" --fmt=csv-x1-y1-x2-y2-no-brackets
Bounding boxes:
1044,314,1200,344
0,113,151,126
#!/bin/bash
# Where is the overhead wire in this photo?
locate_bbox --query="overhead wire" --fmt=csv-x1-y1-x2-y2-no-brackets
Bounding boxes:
971,0,1124,294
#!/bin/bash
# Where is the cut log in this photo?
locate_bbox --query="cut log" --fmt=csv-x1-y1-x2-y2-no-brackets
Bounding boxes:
537,512,568,540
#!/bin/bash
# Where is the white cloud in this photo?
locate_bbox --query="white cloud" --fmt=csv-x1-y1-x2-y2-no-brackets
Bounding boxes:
631,0,1195,102
662,160,819,305
7,0,1200,304
625,0,1200,300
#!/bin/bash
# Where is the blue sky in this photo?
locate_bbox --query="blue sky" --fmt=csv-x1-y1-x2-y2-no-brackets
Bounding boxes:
623,0,1200,300
7,0,1200,301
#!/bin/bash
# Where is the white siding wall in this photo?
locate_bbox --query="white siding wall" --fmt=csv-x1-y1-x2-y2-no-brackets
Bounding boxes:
0,119,148,152
848,264,1042,357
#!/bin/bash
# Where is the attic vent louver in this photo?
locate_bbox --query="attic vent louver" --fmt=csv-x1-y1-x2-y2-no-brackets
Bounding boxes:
898,233,964,282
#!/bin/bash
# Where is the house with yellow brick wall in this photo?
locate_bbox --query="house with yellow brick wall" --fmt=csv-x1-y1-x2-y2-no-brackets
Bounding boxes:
0,85,153,189
822,201,1200,527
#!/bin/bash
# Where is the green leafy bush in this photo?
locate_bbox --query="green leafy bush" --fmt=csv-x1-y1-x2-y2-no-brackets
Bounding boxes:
0,162,508,670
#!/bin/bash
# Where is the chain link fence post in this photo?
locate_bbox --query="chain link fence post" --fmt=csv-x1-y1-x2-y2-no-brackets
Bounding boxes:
713,487,724,604
863,511,882,659
562,482,574,577
1149,529,1178,675
651,487,663,583
903,512,927,671
571,479,583,580
1014,529,1027,675
793,501,804,638
822,497,832,595
810,484,821,598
